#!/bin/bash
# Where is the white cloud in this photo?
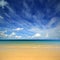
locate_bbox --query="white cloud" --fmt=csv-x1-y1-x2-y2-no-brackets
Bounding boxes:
0,31,8,38
2,28,24,32
0,31,22,39
29,23,60,39
0,0,8,8
0,26,60,39
10,32,16,36
8,32,22,39
8,32,16,38
15,36,22,39
14,28,24,31
32,33,41,38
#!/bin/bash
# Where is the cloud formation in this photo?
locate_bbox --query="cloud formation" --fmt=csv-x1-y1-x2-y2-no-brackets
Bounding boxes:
0,31,22,39
32,33,41,38
13,28,24,31
0,0,8,8
0,0,60,39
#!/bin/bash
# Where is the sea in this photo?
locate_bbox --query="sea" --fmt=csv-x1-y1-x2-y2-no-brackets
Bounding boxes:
0,39,60,45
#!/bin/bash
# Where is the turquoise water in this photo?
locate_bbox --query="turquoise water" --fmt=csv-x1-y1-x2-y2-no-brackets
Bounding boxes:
0,39,60,45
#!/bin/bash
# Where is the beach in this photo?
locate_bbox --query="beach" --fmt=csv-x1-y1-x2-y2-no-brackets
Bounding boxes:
0,43,60,60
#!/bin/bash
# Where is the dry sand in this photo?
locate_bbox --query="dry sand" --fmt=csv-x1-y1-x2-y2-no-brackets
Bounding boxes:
0,44,60,60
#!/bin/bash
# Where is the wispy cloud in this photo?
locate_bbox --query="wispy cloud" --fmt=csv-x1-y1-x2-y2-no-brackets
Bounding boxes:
46,17,60,28
29,22,60,39
0,0,60,39
0,15,3,19
55,3,60,12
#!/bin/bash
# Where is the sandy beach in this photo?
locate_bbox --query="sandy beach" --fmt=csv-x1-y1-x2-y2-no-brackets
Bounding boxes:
0,44,60,60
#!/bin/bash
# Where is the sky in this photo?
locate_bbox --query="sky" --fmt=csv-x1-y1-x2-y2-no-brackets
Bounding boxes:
0,0,60,39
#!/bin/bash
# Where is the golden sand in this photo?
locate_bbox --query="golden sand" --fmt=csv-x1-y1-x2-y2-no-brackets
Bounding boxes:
0,44,60,60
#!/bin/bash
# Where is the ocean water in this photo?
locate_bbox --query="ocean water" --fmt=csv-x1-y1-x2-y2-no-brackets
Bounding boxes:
0,39,60,45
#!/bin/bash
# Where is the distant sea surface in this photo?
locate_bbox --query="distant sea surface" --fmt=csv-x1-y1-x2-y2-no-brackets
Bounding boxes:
0,39,60,45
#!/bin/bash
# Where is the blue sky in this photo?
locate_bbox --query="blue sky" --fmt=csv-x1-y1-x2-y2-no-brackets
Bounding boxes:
0,0,60,39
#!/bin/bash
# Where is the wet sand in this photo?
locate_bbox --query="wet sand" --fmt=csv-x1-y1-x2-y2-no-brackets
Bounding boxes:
0,44,60,60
